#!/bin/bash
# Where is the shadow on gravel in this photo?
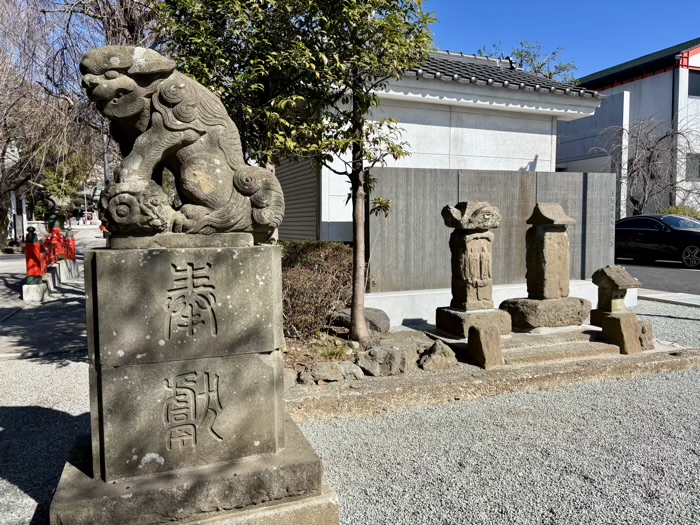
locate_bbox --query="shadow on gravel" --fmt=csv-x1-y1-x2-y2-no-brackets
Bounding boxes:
0,298,87,367
0,407,89,525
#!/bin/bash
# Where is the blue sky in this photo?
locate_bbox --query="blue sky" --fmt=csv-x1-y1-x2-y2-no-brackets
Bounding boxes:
429,0,700,78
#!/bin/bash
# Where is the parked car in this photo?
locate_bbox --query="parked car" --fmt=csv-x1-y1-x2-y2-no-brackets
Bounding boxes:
615,214,700,268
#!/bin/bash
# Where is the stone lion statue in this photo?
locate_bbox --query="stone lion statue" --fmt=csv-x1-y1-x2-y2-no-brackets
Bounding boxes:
80,46,284,238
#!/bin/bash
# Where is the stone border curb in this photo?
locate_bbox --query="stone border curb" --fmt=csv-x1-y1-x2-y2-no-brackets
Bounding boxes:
285,348,700,423
637,291,700,308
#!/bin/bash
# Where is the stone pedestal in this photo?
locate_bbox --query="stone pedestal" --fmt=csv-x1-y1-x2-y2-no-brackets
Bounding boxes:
50,233,338,524
500,297,591,331
435,307,511,338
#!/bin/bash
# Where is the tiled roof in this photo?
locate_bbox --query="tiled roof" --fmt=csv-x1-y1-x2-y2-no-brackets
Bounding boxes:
579,37,700,90
404,51,601,98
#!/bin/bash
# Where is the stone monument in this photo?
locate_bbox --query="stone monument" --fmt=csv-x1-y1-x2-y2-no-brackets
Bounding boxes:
499,204,591,331
50,46,338,525
435,202,511,339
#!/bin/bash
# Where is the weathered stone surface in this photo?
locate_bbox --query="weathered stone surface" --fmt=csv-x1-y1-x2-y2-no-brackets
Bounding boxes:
500,297,591,330
81,46,283,238
302,362,345,383
526,203,576,225
525,225,570,300
334,308,390,335
90,352,284,482
592,265,641,290
50,418,323,525
441,201,501,230
638,320,655,351
356,345,418,377
592,266,639,313
448,230,495,310
110,232,254,250
418,340,458,372
284,367,298,389
85,244,283,367
466,326,503,369
184,479,339,525
337,361,365,380
436,307,511,338
602,312,642,355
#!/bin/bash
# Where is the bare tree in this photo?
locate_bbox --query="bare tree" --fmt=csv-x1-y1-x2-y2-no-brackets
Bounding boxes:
594,118,700,216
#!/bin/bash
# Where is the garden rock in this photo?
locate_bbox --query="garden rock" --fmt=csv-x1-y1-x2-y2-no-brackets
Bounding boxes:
356,345,418,377
302,362,345,383
334,307,391,335
418,340,458,372
337,361,365,380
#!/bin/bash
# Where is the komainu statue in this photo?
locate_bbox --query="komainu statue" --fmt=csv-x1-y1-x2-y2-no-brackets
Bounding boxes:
80,46,284,238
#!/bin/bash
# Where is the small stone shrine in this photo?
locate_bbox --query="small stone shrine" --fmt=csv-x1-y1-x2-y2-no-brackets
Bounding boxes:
50,46,338,525
591,265,652,354
500,204,591,331
435,201,511,339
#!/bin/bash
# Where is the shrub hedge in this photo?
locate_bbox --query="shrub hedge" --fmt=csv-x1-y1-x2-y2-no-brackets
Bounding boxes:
280,241,353,339
660,205,700,220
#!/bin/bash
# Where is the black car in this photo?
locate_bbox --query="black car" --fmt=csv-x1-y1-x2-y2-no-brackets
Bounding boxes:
615,214,700,268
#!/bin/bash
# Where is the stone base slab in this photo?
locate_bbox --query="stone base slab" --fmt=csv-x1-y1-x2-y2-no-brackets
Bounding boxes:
49,416,324,525
435,308,511,339
179,479,339,525
499,297,591,331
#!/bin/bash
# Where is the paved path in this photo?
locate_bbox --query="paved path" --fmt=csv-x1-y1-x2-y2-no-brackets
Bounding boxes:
0,227,104,361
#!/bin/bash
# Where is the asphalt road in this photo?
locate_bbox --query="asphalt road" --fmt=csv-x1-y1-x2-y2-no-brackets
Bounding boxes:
616,258,700,295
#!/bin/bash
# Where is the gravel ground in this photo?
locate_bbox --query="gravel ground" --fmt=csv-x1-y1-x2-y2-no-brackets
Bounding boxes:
632,299,700,349
301,370,700,525
0,299,698,524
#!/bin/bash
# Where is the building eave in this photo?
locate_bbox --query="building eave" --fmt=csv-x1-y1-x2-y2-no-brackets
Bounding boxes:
380,77,603,121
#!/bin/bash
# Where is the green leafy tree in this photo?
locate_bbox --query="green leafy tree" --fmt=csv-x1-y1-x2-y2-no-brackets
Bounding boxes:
477,40,578,84
158,0,434,344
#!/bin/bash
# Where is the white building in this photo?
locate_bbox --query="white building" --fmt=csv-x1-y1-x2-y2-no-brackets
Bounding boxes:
277,51,603,242
557,37,700,215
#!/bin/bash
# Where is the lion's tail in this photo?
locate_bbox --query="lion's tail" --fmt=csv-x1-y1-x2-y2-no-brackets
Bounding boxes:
187,165,284,237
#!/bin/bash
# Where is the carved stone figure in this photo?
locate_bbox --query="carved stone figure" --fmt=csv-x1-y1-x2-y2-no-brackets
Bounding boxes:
436,201,511,341
441,201,501,310
80,46,284,238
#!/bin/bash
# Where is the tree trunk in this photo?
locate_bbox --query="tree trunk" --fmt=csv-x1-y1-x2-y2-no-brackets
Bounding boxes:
0,205,10,248
349,102,370,345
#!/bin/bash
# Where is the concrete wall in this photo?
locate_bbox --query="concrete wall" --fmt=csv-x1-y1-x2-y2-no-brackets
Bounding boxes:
366,168,616,294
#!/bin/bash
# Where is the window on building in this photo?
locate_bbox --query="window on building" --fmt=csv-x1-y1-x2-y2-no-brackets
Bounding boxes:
690,71,700,97
687,153,700,181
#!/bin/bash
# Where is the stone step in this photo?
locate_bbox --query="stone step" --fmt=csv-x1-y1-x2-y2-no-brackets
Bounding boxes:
502,328,605,351
502,341,620,366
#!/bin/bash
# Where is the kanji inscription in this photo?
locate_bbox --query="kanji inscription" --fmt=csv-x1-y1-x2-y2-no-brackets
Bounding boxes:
163,371,224,450
165,262,218,339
